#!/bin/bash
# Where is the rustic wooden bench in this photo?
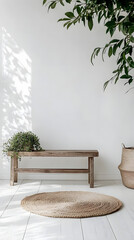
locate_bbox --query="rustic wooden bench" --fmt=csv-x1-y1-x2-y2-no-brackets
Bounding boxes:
8,150,99,188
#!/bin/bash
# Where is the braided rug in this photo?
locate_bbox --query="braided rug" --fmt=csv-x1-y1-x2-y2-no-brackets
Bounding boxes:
21,191,122,218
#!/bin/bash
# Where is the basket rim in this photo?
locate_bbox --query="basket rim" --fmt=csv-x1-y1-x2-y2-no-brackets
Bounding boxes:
118,165,134,173
123,147,134,150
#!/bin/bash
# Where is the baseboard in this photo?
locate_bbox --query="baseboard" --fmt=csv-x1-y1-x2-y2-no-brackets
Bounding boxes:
95,174,121,180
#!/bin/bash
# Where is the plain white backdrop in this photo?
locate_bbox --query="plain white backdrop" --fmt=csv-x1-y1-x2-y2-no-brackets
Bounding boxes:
0,0,134,180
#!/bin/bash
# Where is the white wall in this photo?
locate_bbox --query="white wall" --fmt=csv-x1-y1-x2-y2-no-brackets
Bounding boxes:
0,0,134,181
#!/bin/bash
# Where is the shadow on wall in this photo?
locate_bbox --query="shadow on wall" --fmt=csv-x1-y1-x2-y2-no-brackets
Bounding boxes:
0,27,32,174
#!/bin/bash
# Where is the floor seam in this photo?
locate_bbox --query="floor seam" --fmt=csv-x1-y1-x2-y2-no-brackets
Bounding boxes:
80,219,84,240
106,215,118,240
22,180,42,240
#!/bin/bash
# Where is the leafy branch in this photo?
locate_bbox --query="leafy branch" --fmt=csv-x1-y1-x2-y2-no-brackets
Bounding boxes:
42,0,134,90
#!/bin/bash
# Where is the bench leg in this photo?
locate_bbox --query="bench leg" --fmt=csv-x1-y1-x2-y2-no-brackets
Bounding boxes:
10,156,15,186
90,157,94,188
14,155,18,183
88,157,90,184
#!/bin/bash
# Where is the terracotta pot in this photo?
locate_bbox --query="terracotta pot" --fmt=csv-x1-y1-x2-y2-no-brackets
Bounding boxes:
118,145,134,189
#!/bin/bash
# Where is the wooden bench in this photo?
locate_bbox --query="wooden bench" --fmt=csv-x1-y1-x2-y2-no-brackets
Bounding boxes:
8,150,99,188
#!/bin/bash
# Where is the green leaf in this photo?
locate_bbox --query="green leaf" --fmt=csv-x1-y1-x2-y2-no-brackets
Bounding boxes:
127,56,133,62
91,47,100,65
98,11,101,23
98,11,103,23
115,76,119,84
65,12,75,18
65,0,72,3
76,6,81,15
106,28,110,34
118,15,125,22
128,46,133,55
128,78,133,84
129,61,134,68
110,28,115,37
127,56,134,67
113,69,118,73
49,1,57,9
91,49,96,65
130,36,134,43
58,18,70,22
108,46,113,57
60,0,64,6
88,16,93,30
128,25,134,34
106,0,113,11
105,20,116,28
117,58,122,64
113,44,118,55
63,21,70,27
120,74,131,79
82,15,85,26
67,22,72,29
124,66,128,75
96,48,101,56
118,39,123,48
109,39,119,44
103,80,110,90
73,17,80,25
122,51,126,60
43,0,47,5
102,43,109,61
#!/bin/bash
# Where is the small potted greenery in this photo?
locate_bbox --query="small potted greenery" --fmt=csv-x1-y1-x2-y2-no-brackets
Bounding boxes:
3,131,43,159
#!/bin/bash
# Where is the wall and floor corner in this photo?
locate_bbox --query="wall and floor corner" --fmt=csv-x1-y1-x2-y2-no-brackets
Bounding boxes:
0,0,134,181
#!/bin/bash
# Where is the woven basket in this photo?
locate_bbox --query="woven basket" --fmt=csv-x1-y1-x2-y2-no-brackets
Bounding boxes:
118,145,134,189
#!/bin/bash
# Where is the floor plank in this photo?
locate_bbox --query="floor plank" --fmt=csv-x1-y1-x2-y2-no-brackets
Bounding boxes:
0,180,41,240
0,181,22,217
107,207,134,240
60,219,83,240
81,216,116,240
23,180,61,240
24,215,61,240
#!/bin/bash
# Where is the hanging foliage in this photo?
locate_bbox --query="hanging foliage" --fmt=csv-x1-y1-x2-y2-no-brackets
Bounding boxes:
42,0,134,89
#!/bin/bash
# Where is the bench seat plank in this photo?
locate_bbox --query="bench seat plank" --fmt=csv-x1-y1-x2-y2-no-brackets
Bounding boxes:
8,150,99,157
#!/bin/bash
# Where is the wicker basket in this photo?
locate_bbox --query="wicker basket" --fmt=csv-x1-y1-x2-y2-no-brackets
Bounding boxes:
118,145,134,189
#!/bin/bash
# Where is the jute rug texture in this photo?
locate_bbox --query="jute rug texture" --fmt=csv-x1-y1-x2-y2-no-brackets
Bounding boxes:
21,191,122,218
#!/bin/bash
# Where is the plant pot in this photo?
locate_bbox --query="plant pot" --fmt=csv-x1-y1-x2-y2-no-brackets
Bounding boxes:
118,145,134,189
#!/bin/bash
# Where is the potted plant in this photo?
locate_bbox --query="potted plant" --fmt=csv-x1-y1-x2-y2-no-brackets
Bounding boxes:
118,144,134,189
3,131,43,159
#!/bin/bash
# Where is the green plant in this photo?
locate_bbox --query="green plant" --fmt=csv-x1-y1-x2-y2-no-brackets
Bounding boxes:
3,131,42,159
42,0,134,90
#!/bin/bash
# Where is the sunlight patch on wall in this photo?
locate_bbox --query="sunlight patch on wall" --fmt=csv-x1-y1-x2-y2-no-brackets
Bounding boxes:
1,27,32,143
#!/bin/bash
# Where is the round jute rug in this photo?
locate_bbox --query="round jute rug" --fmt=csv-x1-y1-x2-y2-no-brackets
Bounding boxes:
21,191,122,218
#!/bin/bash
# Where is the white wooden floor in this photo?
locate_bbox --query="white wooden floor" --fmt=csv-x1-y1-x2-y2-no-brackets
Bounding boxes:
0,179,134,240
